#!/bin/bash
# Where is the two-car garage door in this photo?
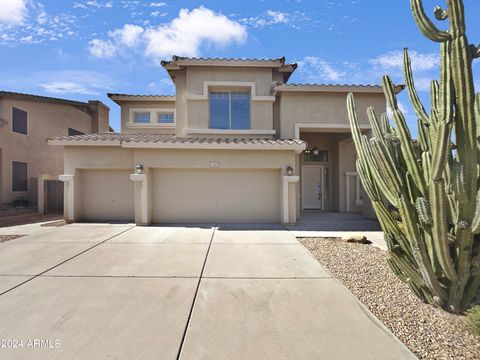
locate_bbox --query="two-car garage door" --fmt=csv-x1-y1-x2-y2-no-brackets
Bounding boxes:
152,169,280,223
81,168,280,223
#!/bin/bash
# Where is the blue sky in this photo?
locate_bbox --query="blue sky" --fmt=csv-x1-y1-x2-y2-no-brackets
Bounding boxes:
0,0,479,132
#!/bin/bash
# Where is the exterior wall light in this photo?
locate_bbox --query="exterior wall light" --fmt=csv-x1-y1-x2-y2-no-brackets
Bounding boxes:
286,166,294,176
312,147,320,157
135,164,144,174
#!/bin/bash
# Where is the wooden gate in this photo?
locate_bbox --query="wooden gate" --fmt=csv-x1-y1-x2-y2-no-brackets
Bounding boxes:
44,180,64,214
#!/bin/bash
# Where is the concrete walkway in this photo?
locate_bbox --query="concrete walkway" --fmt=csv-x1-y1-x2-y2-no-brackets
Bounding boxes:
0,223,415,359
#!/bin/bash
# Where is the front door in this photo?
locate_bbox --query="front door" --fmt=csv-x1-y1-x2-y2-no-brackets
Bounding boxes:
302,166,324,210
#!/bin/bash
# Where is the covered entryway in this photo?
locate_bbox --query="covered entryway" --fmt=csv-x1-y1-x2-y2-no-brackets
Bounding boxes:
82,169,134,222
152,169,281,223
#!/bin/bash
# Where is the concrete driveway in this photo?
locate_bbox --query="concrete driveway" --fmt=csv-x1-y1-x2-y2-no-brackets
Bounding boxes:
0,223,415,360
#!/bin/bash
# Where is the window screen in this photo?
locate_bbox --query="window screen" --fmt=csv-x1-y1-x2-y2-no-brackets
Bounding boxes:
12,107,27,135
12,161,28,192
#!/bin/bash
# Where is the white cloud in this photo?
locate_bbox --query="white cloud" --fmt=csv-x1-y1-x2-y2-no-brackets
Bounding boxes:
296,56,345,82
40,81,97,95
89,6,246,60
369,50,439,72
108,24,144,47
144,6,246,59
1,69,119,97
0,0,28,24
89,39,116,58
0,2,78,45
149,2,166,7
241,10,291,28
151,11,167,17
73,1,113,9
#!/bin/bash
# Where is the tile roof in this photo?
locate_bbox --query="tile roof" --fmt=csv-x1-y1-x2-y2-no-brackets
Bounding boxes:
48,132,306,148
0,90,90,107
168,56,287,62
107,93,175,99
273,83,406,94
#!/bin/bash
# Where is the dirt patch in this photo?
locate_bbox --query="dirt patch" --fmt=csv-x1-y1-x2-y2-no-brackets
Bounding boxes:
300,237,480,360
0,235,26,243
0,213,62,228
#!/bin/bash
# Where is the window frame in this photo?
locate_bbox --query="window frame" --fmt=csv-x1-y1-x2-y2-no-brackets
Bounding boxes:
209,91,251,130
11,107,28,135
128,108,175,128
11,160,28,192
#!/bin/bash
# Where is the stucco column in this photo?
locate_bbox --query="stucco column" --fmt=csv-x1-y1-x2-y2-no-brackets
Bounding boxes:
282,175,299,224
59,175,74,222
130,172,151,226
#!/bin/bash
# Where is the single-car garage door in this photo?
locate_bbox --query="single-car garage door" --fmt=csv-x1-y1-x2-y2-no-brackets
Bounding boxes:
152,169,280,223
82,169,134,222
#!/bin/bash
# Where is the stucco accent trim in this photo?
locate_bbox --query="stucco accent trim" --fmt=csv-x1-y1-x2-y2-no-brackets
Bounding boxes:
185,128,276,136
48,139,121,146
59,175,74,221
185,81,275,102
294,123,372,139
283,175,299,224
121,141,306,153
130,173,148,225
345,171,362,212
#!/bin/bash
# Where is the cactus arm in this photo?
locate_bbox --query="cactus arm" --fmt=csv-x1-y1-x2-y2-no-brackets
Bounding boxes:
383,75,427,194
422,151,431,183
398,194,448,301
430,179,458,281
431,42,454,180
403,49,430,125
348,94,398,205
361,137,398,205
471,189,480,233
367,107,384,141
370,139,403,193
417,120,431,152
410,0,451,42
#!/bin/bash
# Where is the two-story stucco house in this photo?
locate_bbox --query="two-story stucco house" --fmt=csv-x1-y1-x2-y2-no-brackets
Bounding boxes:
48,56,403,225
0,91,110,208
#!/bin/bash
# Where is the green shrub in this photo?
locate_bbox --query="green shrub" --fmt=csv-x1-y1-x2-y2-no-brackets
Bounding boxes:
466,306,480,335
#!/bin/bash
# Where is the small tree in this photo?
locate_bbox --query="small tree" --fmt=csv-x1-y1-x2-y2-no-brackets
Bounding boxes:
347,0,479,313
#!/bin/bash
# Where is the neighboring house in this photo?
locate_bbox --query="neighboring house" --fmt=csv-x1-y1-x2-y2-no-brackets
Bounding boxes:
49,56,403,225
0,91,110,208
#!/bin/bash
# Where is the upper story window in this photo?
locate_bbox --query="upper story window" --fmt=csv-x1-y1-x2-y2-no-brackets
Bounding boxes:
134,112,151,123
129,109,175,127
157,112,174,124
210,91,250,129
12,107,28,135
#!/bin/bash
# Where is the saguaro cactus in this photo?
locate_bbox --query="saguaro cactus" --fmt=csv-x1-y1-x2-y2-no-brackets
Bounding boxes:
347,0,479,312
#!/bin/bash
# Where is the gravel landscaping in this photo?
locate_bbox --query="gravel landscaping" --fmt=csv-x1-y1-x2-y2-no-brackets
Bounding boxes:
300,237,480,360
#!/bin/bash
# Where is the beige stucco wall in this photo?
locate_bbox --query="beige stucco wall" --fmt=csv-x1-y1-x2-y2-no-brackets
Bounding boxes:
62,145,298,224
0,98,94,204
119,100,176,135
180,67,275,136
278,91,386,138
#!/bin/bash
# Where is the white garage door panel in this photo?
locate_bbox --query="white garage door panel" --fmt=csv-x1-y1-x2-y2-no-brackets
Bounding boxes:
83,169,134,221
152,169,280,223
